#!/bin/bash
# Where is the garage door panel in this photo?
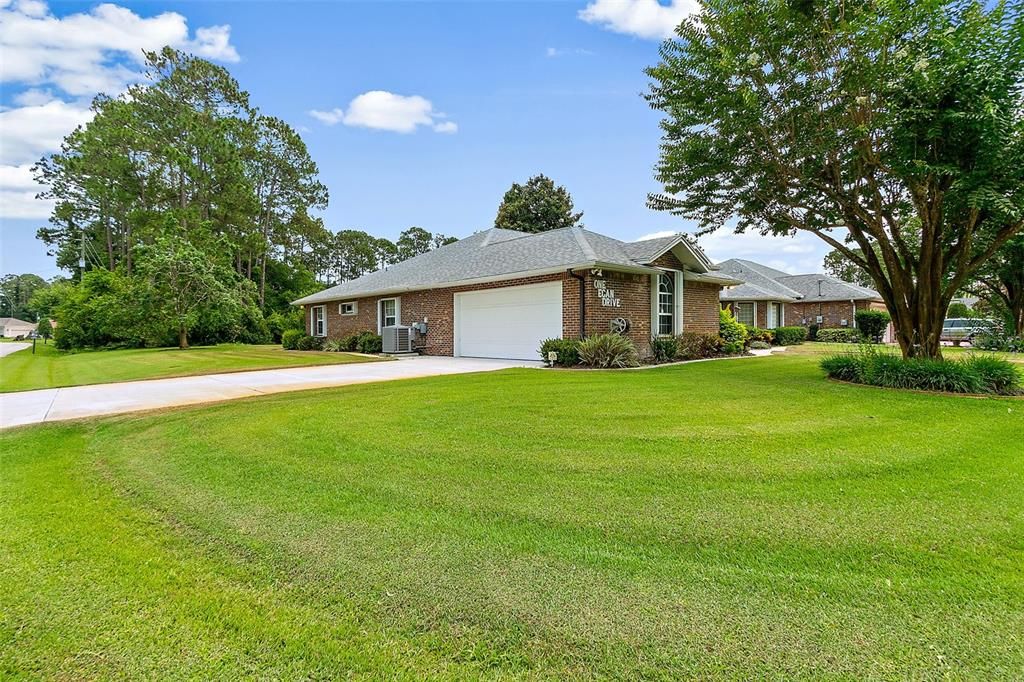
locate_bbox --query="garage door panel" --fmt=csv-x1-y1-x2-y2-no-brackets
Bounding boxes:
455,282,562,360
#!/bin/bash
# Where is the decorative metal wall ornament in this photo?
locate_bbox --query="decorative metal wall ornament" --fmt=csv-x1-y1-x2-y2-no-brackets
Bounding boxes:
610,318,631,335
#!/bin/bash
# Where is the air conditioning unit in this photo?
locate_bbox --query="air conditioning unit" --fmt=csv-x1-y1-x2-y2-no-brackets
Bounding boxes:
382,325,413,354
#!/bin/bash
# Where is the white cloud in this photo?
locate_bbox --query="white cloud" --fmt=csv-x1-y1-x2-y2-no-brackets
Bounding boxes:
310,90,457,134
634,230,678,241
0,164,53,219
308,108,345,125
0,0,240,220
697,229,832,274
579,0,699,40
0,99,94,166
0,0,239,96
545,47,596,58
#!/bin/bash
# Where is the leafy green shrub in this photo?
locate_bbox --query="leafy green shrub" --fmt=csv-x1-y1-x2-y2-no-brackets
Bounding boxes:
855,309,892,343
749,340,771,350
719,307,747,347
322,339,344,352
820,348,1021,395
577,334,640,368
675,332,722,360
962,355,1023,395
355,331,382,354
772,326,807,345
744,326,773,344
337,333,361,351
816,328,860,343
649,336,678,363
281,329,303,350
819,354,861,382
296,334,322,351
947,301,976,318
974,331,1024,353
539,338,581,366
807,323,819,341
266,308,305,343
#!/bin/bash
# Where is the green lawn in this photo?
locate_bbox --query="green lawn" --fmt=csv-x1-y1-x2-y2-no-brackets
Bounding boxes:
0,343,381,393
2,352,1022,678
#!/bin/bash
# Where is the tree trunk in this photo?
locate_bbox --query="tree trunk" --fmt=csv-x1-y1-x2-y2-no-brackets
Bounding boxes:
178,325,189,350
259,255,267,308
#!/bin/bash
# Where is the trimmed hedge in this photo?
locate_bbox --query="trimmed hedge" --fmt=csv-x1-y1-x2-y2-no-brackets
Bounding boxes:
816,328,860,343
295,335,322,351
281,329,303,350
744,326,773,344
821,348,1022,395
855,309,891,343
540,338,581,366
772,326,807,346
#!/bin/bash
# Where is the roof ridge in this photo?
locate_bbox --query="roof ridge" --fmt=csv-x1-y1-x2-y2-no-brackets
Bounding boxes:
571,227,598,261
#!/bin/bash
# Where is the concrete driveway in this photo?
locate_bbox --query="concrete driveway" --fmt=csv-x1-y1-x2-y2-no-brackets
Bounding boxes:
0,356,542,429
0,342,30,358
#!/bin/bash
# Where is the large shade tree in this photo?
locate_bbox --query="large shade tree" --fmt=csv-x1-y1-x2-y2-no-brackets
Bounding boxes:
646,0,1024,358
494,174,584,234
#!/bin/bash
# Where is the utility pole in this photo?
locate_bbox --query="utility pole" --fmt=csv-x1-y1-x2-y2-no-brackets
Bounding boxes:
79,228,86,280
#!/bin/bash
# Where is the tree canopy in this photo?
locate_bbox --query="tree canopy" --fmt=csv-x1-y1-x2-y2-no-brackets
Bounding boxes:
646,0,1024,358
494,174,583,233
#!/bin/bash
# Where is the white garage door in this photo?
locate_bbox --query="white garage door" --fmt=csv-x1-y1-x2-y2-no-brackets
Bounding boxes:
455,281,563,360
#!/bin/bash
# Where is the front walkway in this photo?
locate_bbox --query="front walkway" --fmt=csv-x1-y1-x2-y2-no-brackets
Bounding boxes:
0,356,541,429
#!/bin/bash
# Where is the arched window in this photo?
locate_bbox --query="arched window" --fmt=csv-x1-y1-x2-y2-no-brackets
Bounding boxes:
658,272,674,335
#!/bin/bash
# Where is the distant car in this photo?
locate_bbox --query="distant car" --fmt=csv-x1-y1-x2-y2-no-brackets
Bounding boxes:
941,318,994,344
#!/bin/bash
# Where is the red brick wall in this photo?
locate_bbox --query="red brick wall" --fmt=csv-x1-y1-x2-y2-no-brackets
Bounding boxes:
789,299,881,328
683,281,721,335
572,269,652,350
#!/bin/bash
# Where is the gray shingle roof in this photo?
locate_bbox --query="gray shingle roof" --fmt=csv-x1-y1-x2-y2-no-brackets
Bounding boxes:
776,274,882,301
293,227,718,305
717,259,802,302
716,258,883,303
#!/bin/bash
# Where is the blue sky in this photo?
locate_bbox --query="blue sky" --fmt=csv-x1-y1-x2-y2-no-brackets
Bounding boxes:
0,0,829,279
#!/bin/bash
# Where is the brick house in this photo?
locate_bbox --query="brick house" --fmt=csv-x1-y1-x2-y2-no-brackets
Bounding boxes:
292,227,740,360
716,259,888,330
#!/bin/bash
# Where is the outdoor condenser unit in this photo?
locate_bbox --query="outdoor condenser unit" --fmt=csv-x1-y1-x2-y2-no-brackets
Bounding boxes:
382,325,413,354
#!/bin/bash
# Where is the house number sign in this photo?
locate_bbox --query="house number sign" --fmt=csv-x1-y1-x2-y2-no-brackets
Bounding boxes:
593,279,622,308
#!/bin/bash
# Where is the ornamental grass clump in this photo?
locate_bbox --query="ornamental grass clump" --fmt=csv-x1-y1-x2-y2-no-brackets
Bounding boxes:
821,347,1022,395
577,334,640,368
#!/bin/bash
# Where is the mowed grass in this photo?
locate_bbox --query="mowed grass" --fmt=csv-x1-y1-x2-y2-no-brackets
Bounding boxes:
1,353,1022,678
0,342,381,393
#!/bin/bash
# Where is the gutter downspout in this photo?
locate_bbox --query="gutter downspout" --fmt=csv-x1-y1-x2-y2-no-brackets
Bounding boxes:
568,269,586,339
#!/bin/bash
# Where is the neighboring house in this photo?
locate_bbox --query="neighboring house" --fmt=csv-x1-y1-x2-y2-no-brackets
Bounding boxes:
0,317,36,338
293,227,740,360
717,259,887,329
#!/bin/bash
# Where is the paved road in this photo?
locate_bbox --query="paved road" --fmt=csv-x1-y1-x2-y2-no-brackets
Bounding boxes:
0,342,30,358
0,356,542,429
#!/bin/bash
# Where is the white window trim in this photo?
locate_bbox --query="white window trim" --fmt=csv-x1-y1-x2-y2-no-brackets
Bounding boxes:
311,305,327,337
338,301,357,316
377,297,401,333
734,301,756,327
653,269,681,337
675,270,684,335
